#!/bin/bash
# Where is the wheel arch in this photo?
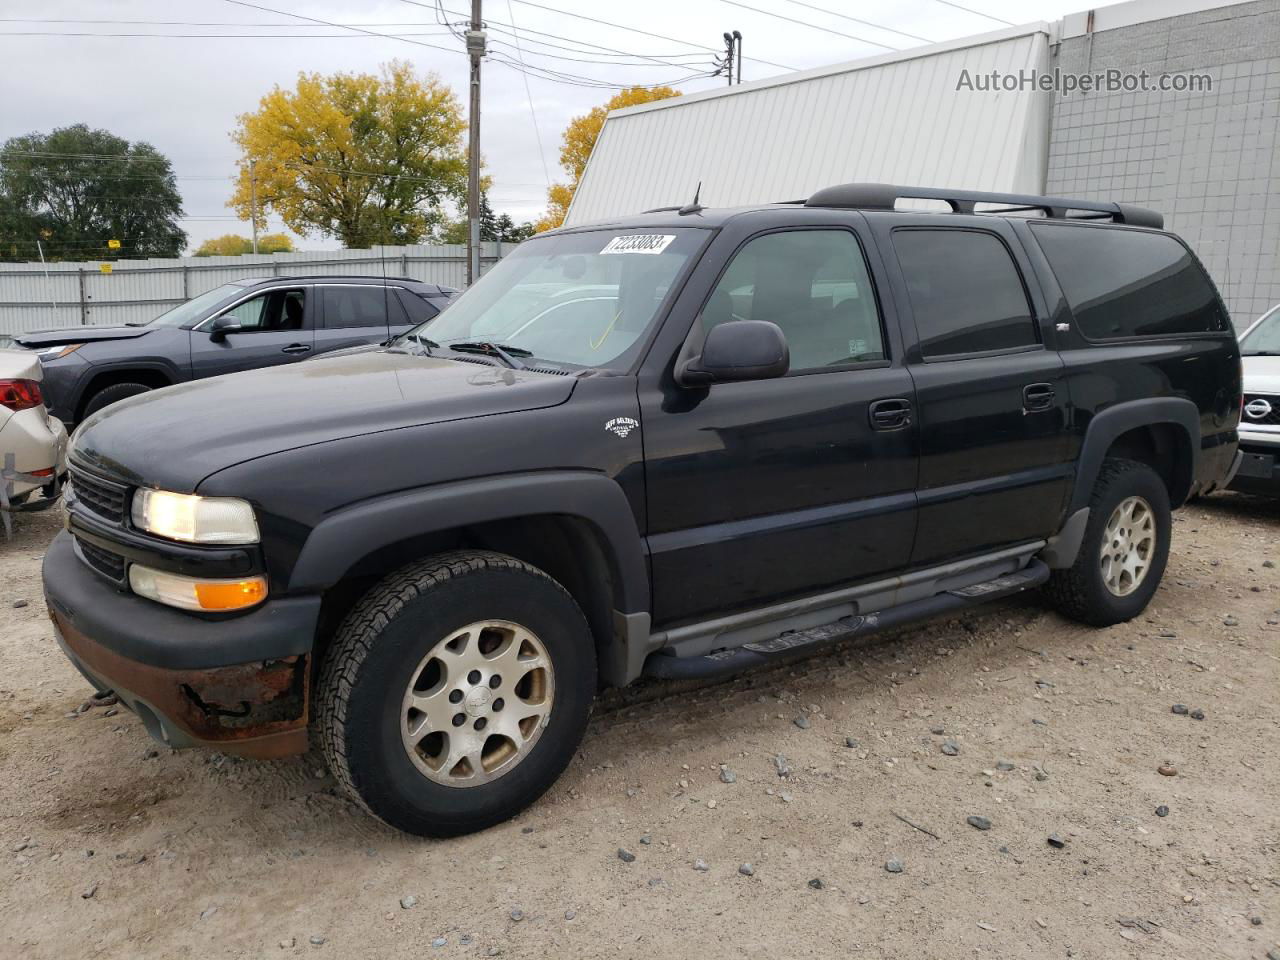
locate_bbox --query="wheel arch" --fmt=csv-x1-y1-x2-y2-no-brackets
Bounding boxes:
1070,398,1199,513
75,363,178,421
291,472,651,689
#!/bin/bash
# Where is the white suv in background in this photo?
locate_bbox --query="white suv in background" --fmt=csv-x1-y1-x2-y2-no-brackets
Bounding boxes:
1231,303,1280,494
1,348,68,528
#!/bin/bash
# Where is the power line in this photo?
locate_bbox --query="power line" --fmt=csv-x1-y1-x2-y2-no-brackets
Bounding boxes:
782,0,936,45
218,0,461,55
0,29,458,39
930,0,1016,27
719,0,898,51
505,0,552,189
437,0,797,71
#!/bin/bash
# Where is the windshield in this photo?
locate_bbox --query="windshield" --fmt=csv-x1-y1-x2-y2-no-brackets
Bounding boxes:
407,228,706,369
1242,304,1280,355
136,283,245,327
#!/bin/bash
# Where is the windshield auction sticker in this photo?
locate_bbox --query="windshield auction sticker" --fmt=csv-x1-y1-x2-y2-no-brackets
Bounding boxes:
600,234,676,255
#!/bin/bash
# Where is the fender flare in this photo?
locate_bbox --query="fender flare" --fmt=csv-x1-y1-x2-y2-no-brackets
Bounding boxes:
76,360,183,410
287,470,650,615
1069,397,1200,513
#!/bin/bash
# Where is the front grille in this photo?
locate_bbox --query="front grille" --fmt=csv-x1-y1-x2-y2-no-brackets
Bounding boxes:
1242,394,1280,426
69,467,129,523
76,537,127,584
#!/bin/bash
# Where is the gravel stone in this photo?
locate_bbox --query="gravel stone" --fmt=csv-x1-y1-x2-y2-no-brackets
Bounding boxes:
509,907,524,922
966,815,992,831
995,761,1015,771
693,859,709,871
1190,708,1205,720
1171,704,1189,715
807,878,824,890
885,859,904,874
432,937,447,948
639,834,652,845
309,935,326,945
12,599,29,608
794,714,810,729
565,910,576,920
1157,764,1178,777
200,906,218,920
400,896,416,910
738,863,754,876
1155,805,1169,817
1223,616,1239,627
844,737,859,748
719,767,737,784
81,882,98,899
1047,834,1066,849
617,848,636,863
773,754,791,777
940,741,960,756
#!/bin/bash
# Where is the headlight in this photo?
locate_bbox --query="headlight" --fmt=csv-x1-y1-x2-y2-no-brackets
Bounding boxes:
35,344,82,361
129,564,267,612
131,489,259,545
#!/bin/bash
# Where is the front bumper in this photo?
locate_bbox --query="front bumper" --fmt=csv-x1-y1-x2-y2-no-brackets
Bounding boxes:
1228,441,1280,495
43,529,320,757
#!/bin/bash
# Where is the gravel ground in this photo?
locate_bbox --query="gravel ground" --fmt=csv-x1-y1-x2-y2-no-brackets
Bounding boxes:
1,498,1277,959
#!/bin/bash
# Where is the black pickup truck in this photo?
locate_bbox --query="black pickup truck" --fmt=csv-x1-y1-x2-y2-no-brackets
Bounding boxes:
44,184,1242,837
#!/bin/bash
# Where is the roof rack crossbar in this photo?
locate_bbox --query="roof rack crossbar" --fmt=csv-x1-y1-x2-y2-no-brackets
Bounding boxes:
803,183,1162,229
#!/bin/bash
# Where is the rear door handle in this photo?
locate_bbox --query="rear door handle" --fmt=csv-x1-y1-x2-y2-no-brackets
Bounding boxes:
869,397,912,431
281,343,312,355
1023,382,1055,413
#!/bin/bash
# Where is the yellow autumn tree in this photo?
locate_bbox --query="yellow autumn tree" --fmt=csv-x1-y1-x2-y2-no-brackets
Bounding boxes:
535,86,681,232
230,61,467,247
193,233,293,256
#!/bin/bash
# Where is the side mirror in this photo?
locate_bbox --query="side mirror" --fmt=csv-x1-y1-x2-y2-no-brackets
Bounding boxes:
677,320,790,386
208,314,243,342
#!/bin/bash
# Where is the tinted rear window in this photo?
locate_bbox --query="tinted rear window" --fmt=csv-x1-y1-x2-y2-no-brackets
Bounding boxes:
1030,223,1228,339
321,285,408,329
892,229,1037,358
396,288,440,324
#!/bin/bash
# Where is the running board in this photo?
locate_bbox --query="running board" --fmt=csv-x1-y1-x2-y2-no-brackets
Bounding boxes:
641,560,1050,682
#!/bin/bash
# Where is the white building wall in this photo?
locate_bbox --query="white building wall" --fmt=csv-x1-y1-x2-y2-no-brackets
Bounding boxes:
566,26,1053,225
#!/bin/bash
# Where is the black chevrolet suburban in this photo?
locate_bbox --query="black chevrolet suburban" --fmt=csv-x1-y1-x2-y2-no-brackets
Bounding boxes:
44,184,1242,837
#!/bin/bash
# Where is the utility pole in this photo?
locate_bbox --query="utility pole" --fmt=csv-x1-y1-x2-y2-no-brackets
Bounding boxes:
466,1,485,286
734,30,742,84
249,159,260,255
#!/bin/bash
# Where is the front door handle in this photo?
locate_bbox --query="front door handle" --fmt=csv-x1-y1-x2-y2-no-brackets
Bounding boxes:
281,343,312,355
869,397,912,431
1023,382,1055,413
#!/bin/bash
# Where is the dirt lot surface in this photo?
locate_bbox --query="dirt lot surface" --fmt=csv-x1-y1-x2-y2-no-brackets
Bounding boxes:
1,499,1278,960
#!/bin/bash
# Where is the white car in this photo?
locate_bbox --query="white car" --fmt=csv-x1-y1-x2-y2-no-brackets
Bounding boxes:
1232,303,1280,493
1,348,68,525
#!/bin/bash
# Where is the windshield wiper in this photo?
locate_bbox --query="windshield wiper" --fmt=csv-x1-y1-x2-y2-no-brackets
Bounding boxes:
445,341,531,370
389,332,440,355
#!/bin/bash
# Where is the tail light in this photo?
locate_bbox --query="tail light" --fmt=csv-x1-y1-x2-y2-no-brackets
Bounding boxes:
0,379,43,412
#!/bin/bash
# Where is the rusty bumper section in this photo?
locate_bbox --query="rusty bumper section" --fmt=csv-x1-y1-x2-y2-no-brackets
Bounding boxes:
54,610,309,759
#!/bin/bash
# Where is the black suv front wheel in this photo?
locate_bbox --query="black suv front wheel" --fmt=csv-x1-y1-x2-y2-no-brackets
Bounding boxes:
1046,458,1172,626
317,551,596,837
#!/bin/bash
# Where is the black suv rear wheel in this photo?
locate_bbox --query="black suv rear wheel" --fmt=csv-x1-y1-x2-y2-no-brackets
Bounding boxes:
317,551,595,837
1046,458,1171,626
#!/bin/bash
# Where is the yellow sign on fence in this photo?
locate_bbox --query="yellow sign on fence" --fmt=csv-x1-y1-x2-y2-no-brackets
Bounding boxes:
107,239,121,250
99,263,113,274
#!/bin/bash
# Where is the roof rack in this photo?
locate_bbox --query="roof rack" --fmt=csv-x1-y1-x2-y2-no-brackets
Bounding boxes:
803,183,1163,229
241,274,421,284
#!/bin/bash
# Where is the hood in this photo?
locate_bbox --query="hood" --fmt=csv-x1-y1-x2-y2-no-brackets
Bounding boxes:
14,325,155,348
70,350,576,491
1242,354,1280,395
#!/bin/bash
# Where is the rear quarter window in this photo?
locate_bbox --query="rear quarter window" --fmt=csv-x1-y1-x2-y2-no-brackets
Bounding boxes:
1029,222,1228,339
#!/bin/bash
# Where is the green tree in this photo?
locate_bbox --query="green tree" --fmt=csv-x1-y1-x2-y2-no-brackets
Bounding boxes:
438,193,534,245
231,60,467,247
0,124,186,260
194,233,293,256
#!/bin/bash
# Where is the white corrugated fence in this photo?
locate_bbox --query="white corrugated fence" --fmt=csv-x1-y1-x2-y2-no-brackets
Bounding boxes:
0,242,509,337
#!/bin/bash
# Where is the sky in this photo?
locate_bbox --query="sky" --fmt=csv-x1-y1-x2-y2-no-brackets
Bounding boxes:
1,0,1086,255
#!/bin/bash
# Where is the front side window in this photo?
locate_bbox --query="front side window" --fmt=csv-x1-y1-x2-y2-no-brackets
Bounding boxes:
413,228,706,369
892,229,1037,358
1030,222,1228,340
321,285,408,329
1242,304,1280,356
219,289,306,332
702,229,885,370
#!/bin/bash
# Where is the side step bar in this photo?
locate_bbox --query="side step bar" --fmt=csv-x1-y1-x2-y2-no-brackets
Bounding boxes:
642,560,1050,682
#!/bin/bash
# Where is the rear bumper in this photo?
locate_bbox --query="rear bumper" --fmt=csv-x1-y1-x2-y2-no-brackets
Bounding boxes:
0,407,67,500
42,529,318,757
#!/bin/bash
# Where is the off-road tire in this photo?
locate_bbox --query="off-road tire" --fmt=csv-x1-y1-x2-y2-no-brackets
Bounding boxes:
82,382,152,419
317,550,596,837
1045,458,1171,626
